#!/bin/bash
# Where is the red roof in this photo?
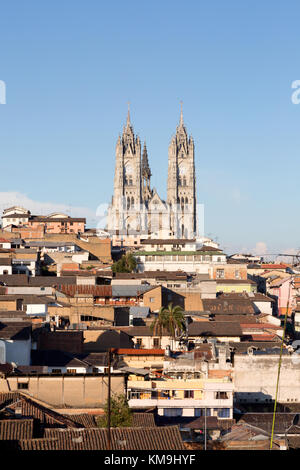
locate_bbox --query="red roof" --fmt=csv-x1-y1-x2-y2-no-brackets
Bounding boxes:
249,334,278,341
241,323,281,329
112,348,165,355
261,264,288,269
56,285,112,297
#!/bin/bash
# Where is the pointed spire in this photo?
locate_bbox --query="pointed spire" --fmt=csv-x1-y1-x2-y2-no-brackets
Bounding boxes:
179,100,184,126
126,101,131,128
142,140,151,177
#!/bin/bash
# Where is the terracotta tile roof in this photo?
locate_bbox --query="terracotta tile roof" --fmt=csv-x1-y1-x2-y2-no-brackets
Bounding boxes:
240,323,282,329
261,264,289,269
132,413,156,428
113,348,165,355
188,321,243,337
248,334,278,341
0,322,32,340
0,419,34,440
56,284,112,297
1,394,80,428
43,426,185,450
211,315,258,323
239,413,300,435
63,414,97,428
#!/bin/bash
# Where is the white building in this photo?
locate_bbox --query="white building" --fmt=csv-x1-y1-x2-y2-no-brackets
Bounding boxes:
135,239,226,274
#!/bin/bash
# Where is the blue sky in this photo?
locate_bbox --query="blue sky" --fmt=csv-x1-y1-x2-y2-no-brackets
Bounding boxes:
0,1,300,255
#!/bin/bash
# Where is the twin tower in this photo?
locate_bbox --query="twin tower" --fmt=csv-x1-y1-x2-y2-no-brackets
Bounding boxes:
107,106,197,240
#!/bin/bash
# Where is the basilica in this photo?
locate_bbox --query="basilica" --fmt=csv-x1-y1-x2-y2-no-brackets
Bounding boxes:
107,106,197,242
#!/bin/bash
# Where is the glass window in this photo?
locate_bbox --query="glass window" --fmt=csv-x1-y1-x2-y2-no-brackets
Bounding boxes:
195,408,211,417
217,408,230,418
184,390,194,399
163,408,183,417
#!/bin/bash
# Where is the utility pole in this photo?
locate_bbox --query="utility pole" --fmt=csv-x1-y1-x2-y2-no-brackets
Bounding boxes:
107,348,111,450
204,407,207,451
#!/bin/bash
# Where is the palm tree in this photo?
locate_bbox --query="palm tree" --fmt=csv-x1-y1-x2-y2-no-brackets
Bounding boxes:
163,303,185,347
150,306,167,347
150,303,185,350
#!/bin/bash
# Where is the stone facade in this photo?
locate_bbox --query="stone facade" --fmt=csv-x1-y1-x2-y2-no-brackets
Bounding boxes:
107,107,197,241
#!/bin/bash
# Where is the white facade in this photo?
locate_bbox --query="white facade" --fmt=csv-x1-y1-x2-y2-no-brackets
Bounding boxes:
128,378,233,419
2,206,30,229
0,264,12,275
234,351,300,404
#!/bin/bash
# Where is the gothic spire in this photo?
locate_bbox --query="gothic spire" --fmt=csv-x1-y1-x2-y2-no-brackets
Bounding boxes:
142,141,151,178
179,100,184,126
126,101,131,128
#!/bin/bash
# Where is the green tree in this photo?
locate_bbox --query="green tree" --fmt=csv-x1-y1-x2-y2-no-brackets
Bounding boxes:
150,303,185,348
150,306,168,346
112,253,137,273
163,302,185,340
96,393,133,428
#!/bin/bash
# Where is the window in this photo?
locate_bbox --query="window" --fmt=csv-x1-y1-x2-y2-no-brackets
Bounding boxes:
163,408,183,417
216,269,225,279
136,338,143,346
217,408,230,418
195,408,211,417
153,338,160,348
215,391,228,399
51,369,62,374
67,369,77,374
149,297,155,303
184,390,194,399
17,382,28,390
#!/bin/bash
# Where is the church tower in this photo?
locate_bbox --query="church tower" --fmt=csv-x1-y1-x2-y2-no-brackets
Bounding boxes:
108,107,143,234
167,104,196,238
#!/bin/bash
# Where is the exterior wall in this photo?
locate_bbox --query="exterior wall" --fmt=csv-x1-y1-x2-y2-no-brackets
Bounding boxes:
211,264,247,280
119,355,165,369
189,335,241,344
12,226,44,239
131,335,179,350
0,300,17,310
26,304,48,316
128,377,233,418
142,286,162,312
253,300,273,315
137,255,212,274
0,338,31,366
0,265,12,275
234,353,300,403
216,282,257,293
6,286,53,296
0,375,125,408
28,220,85,234
0,241,11,249
175,290,202,311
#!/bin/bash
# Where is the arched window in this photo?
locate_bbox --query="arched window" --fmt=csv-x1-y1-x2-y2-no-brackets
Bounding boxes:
131,197,134,208
127,197,130,210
